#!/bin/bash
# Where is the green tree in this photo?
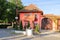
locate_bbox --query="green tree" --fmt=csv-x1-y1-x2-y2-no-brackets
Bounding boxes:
0,0,7,22
0,0,23,22
7,0,23,10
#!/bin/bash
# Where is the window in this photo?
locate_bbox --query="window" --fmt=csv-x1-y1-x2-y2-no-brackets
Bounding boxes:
24,13,32,16
35,14,38,18
24,14,29,16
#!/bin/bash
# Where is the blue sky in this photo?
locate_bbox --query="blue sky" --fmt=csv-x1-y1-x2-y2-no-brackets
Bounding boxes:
21,0,60,15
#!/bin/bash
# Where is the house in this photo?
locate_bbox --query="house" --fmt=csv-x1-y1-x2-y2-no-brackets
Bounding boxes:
19,4,60,31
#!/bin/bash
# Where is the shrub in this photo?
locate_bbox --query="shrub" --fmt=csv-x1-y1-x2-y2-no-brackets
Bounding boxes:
13,24,18,30
19,21,23,30
27,21,30,29
35,24,39,32
34,24,41,34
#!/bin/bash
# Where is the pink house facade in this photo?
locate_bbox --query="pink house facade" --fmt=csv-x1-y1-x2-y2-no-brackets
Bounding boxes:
19,4,43,30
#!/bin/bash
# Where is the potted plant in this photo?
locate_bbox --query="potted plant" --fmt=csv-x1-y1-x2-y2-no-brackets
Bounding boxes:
26,21,33,36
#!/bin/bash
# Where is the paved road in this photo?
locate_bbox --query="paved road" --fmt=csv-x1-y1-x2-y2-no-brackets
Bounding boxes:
1,34,60,40
0,29,21,38
0,29,60,40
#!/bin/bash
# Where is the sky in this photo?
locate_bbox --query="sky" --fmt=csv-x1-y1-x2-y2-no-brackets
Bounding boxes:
21,0,60,15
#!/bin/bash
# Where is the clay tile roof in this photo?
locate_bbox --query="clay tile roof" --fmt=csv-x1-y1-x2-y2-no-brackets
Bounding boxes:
44,14,56,17
19,4,43,13
44,14,60,19
24,4,41,10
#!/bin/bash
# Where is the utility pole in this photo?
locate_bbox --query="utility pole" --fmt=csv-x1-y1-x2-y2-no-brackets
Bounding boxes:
15,0,19,29
16,0,18,16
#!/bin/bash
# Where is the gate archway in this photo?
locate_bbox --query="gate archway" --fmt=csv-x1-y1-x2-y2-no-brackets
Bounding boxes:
41,18,52,30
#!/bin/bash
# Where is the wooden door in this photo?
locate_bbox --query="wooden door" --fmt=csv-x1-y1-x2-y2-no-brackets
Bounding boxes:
41,18,52,30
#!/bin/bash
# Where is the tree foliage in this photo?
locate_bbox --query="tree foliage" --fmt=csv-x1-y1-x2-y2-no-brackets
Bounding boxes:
0,0,23,22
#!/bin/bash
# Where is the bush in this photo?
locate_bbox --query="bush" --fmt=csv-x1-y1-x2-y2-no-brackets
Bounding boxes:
35,24,39,32
0,25,7,28
27,21,30,29
13,21,23,30
34,24,41,34
13,24,18,30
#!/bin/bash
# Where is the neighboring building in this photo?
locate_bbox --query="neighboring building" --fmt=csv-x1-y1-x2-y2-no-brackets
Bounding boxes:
19,4,60,31
44,14,60,31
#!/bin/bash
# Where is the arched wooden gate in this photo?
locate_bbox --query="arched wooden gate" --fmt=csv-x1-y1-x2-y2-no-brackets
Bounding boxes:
41,18,52,30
